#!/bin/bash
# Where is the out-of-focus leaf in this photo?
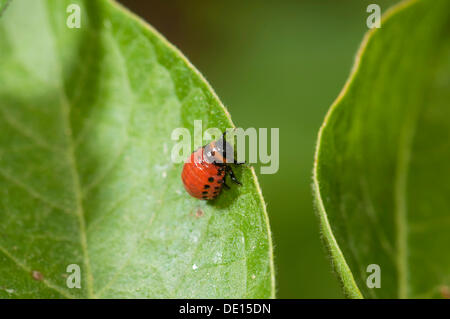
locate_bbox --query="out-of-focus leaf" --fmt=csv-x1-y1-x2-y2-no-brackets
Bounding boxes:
0,0,12,17
313,0,450,298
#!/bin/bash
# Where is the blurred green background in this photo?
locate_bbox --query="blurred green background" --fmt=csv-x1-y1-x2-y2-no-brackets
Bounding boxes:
119,0,399,298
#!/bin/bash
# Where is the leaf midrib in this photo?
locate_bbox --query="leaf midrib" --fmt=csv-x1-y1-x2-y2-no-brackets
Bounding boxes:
59,92,94,298
393,113,417,299
0,2,92,299
44,3,94,298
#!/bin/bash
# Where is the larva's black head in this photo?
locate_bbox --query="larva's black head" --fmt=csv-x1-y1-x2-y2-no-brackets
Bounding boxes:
203,131,235,164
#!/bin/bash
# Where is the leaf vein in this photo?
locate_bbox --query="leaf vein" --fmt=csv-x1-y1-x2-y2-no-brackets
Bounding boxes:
0,243,75,298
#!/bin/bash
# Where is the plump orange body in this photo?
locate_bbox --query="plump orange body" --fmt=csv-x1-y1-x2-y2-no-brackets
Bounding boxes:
181,148,224,200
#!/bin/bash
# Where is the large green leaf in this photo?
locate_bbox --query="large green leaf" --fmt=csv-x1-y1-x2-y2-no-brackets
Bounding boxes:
0,0,274,298
313,0,450,299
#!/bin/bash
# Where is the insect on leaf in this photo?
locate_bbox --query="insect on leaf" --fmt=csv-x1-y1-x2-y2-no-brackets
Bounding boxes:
0,0,274,298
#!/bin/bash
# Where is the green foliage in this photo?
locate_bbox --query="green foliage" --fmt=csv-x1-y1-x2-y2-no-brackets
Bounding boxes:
313,0,450,298
0,0,274,298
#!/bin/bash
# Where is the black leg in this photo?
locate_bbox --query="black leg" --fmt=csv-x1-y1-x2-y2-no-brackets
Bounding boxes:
222,180,230,189
214,163,226,177
213,161,225,167
226,166,241,185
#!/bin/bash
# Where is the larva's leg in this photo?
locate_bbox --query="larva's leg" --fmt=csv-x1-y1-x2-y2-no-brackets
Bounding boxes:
226,166,241,185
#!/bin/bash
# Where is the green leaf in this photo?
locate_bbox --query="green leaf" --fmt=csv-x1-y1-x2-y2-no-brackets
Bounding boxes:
0,0,274,298
313,0,450,299
0,0,12,17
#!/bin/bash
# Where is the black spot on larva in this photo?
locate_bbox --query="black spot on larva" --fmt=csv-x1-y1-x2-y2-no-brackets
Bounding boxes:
217,171,223,176
214,186,220,190
202,191,208,195
208,177,214,183
204,185,210,189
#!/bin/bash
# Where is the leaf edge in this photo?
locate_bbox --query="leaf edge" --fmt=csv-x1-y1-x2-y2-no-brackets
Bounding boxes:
311,0,421,299
106,0,277,298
